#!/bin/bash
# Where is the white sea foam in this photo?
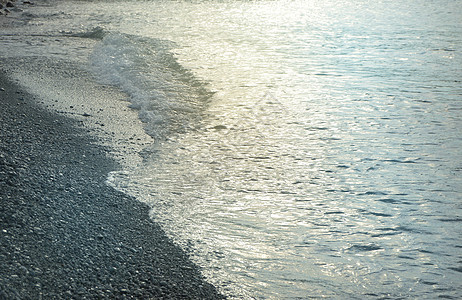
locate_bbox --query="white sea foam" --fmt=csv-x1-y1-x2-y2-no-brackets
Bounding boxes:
69,26,107,40
90,32,212,142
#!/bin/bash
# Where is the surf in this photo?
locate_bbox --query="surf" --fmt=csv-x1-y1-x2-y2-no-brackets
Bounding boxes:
90,32,213,142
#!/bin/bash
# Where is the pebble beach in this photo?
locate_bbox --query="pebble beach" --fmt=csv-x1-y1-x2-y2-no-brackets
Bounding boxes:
0,2,224,298
2,0,461,298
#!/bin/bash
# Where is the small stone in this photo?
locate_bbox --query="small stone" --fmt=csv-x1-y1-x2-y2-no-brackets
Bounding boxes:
0,88,5,91
6,2,14,8
213,125,227,130
159,280,168,287
82,113,91,117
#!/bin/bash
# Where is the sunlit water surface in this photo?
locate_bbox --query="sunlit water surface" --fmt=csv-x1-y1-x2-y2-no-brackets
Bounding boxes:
2,0,462,298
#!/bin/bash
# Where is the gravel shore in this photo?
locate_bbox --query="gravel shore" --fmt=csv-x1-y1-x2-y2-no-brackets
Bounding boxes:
0,71,224,299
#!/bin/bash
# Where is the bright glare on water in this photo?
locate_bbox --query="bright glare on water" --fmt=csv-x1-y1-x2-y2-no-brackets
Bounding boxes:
2,0,462,298
103,0,462,298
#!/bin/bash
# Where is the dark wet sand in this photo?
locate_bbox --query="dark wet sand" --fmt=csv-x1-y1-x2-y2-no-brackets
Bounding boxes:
0,71,224,299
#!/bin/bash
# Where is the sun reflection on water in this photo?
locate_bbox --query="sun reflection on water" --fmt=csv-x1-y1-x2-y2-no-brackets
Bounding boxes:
102,0,462,298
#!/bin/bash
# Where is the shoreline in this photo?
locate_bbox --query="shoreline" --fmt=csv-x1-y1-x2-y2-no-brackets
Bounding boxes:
0,0,34,16
0,71,224,298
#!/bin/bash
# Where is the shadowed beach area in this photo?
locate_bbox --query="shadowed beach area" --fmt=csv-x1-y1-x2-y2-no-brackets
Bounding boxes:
0,71,224,298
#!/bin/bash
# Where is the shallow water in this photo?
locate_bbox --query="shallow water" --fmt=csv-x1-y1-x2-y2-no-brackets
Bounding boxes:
1,0,462,298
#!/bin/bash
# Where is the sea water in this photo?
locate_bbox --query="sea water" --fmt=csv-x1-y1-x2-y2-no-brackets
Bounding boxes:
1,0,462,298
